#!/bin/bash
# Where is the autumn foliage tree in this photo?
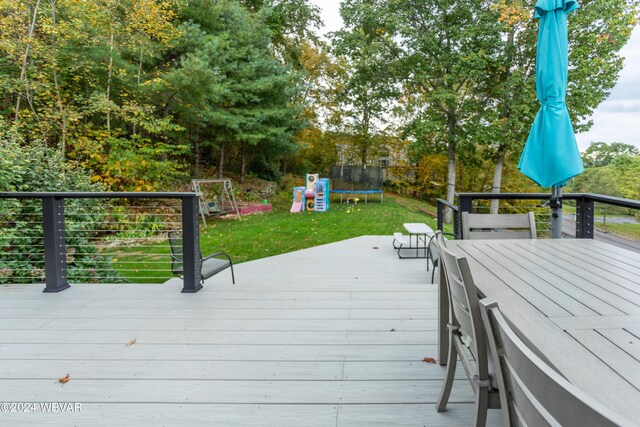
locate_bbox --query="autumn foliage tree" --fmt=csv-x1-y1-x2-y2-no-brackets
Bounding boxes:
0,0,312,189
332,0,639,213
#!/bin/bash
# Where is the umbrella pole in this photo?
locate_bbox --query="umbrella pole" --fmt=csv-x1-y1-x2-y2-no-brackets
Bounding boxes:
550,186,563,239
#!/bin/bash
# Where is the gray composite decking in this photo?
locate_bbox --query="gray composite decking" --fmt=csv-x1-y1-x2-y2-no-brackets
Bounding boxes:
0,236,501,426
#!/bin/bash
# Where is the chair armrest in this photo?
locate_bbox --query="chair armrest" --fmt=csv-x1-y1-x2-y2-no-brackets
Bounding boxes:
203,252,233,264
428,232,455,243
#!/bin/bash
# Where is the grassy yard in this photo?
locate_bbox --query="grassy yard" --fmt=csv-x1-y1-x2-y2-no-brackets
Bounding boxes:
563,204,640,240
110,194,439,283
596,222,640,241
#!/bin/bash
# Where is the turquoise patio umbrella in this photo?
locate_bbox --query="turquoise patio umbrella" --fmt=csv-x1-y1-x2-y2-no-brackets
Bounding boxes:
518,0,584,238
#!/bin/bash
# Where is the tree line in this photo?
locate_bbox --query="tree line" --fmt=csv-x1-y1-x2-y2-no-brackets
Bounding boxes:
1,0,326,189
333,0,639,211
1,0,639,203
569,141,640,201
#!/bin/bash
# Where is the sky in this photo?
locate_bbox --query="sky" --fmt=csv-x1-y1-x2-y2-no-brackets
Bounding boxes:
309,0,640,151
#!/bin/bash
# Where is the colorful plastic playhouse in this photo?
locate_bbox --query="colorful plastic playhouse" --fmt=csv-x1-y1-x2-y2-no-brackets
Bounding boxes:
290,174,330,213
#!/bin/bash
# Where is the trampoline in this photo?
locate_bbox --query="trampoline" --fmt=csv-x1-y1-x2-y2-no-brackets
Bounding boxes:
331,189,383,204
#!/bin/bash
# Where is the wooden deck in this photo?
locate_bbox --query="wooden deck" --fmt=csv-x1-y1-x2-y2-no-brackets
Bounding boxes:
0,236,501,426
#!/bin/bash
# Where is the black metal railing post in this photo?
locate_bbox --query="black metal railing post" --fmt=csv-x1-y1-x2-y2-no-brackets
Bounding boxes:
181,195,202,293
42,196,70,293
457,194,474,239
458,194,473,215
437,199,444,232
575,196,595,239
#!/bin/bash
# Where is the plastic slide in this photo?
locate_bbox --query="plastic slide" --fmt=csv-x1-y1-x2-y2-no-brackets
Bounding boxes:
290,189,303,213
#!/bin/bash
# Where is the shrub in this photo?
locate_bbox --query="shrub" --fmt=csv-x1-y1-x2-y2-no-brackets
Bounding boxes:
0,119,124,284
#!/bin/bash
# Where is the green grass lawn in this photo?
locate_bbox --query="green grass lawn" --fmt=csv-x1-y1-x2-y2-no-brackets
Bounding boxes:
564,204,634,219
110,194,439,283
595,222,640,241
563,204,640,240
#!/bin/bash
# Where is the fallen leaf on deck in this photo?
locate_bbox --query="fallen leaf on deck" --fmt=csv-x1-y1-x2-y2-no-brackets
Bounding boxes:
126,338,137,347
389,328,396,332
59,374,70,384
422,357,437,364
372,247,379,250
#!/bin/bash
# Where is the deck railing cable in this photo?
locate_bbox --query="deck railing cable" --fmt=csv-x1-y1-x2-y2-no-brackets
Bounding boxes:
439,192,640,241
0,192,202,293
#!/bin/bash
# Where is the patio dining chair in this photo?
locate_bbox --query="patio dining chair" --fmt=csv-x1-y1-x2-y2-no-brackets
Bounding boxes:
479,299,633,427
461,212,536,240
427,232,455,283
168,231,235,285
435,231,500,426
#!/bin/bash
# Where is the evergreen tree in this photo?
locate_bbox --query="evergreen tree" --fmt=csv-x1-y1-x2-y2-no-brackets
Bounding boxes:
158,0,305,178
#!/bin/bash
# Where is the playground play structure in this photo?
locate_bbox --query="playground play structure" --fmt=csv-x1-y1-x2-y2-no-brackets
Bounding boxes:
290,174,330,213
290,169,384,213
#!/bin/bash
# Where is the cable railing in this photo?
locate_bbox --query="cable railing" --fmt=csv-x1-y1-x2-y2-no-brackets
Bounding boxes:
435,198,460,237
0,192,202,293
437,192,640,243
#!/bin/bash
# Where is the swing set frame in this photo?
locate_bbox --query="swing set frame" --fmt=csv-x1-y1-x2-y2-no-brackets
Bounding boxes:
190,179,241,226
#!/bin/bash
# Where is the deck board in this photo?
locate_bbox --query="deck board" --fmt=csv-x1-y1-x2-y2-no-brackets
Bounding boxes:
0,360,468,381
0,236,500,426
0,330,438,345
22,318,438,331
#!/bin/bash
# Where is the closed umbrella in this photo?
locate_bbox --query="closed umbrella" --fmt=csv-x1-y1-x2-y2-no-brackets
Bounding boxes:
518,0,584,238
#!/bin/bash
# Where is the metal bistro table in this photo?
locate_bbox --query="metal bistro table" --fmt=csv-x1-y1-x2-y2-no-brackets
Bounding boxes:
400,223,434,260
438,238,640,421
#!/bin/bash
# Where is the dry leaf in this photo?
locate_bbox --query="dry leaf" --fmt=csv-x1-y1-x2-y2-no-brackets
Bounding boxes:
126,337,137,347
59,374,70,384
422,357,437,364
372,247,379,250
389,328,396,332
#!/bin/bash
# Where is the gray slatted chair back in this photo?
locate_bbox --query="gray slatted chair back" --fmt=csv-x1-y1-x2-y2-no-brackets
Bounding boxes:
437,232,488,372
168,230,185,275
429,232,455,283
435,232,499,425
462,212,536,240
479,299,633,427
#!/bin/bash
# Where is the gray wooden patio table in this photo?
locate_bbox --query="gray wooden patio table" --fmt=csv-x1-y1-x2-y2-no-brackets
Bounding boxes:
438,239,640,421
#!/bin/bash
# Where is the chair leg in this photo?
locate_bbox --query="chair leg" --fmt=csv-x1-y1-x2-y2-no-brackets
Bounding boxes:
431,265,437,283
230,265,235,285
436,335,458,412
473,386,489,427
426,248,430,271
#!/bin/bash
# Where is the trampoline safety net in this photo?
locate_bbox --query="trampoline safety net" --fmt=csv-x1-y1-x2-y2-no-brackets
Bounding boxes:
330,165,384,190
